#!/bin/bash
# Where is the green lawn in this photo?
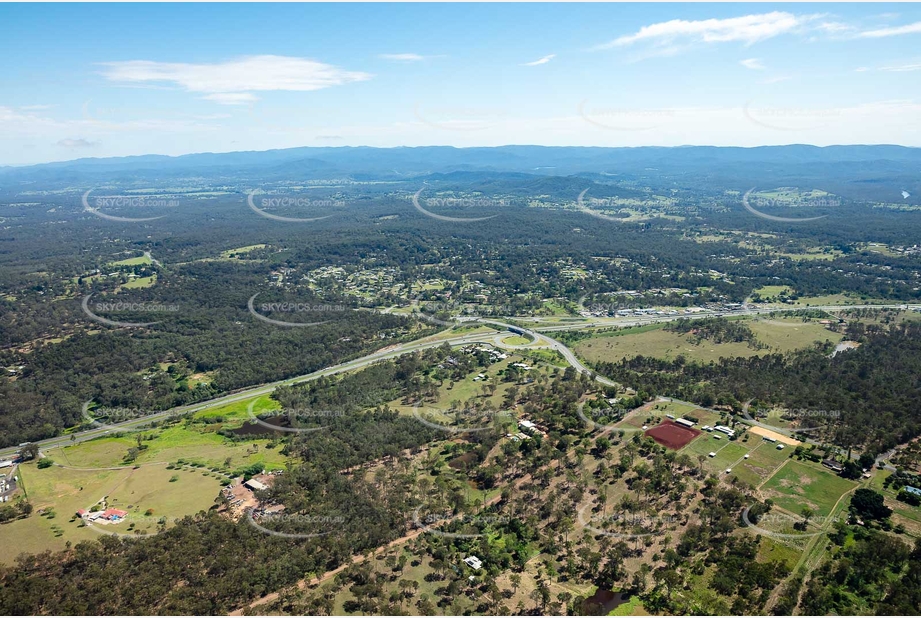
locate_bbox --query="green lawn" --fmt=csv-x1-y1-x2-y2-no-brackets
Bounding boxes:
792,294,890,306
647,400,699,417
0,461,220,563
736,441,790,486
756,535,803,570
121,274,157,289
752,285,792,298
576,328,759,364
219,244,267,259
682,407,724,427
681,432,729,460
111,254,152,267
103,464,220,534
195,393,280,422
0,392,295,562
749,319,842,352
707,442,751,473
575,315,842,364
48,394,289,472
760,460,856,517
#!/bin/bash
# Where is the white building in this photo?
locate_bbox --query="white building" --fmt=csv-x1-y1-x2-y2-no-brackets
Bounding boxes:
518,420,538,434
463,556,483,570
244,479,268,492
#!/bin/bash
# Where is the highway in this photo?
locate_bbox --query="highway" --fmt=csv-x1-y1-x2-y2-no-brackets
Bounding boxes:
4,302,917,459
0,330,501,459
526,303,921,332
472,318,619,388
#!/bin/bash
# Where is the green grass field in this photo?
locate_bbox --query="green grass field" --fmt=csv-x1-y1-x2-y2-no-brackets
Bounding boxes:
103,464,220,533
760,460,856,517
647,400,700,418
540,299,576,316
751,188,832,203
735,441,791,486
682,407,724,426
121,274,157,289
706,442,750,473
575,316,841,364
748,319,842,353
0,461,220,563
50,401,288,472
220,244,267,259
195,393,280,422
779,249,844,262
756,535,803,570
576,328,757,363
111,254,152,267
752,285,793,298
681,432,734,461
0,392,293,562
791,294,891,307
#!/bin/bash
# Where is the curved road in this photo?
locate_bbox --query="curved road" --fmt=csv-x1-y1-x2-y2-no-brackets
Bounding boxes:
0,330,501,459
4,302,917,458
471,318,618,388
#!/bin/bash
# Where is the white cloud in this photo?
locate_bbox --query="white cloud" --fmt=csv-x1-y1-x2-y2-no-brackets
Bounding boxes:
883,63,921,72
879,63,921,72
0,106,59,127
379,53,426,62
740,58,765,70
20,104,55,111
598,12,814,49
57,138,98,148
202,93,259,105
522,54,556,66
100,55,371,97
855,62,921,73
858,21,921,38
815,21,854,34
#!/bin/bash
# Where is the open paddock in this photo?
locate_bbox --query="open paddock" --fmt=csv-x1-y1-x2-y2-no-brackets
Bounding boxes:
0,461,220,562
760,460,856,517
706,442,750,473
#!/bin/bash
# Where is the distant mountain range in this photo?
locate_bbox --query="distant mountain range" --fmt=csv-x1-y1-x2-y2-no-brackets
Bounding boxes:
2,145,919,202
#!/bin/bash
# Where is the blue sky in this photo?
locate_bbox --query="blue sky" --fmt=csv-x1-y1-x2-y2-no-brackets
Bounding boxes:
1,2,920,165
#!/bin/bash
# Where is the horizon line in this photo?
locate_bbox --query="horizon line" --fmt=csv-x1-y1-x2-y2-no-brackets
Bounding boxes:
4,142,920,169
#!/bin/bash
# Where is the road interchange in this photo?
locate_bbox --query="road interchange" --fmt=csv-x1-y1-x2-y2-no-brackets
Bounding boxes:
3,302,917,459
